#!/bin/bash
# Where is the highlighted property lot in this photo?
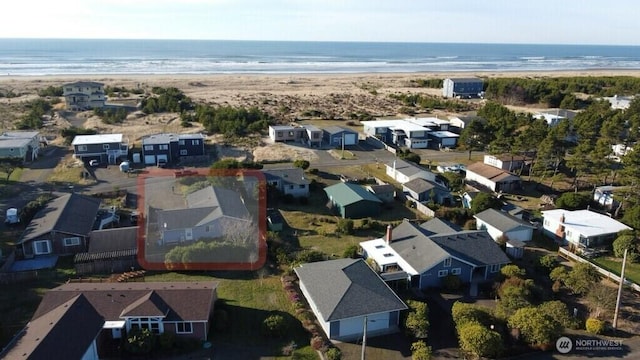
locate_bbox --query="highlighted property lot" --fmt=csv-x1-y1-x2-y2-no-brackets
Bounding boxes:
136,168,266,271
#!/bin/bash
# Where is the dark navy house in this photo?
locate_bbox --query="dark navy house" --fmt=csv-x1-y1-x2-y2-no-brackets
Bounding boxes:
141,133,206,166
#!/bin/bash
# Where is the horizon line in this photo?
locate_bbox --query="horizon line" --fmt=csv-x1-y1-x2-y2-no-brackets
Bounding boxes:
1,37,639,48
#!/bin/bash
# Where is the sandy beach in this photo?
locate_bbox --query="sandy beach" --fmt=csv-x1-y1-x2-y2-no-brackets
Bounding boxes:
2,70,640,162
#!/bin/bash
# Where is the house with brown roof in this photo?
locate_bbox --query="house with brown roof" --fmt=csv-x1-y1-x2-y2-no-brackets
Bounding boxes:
465,162,521,193
0,282,218,360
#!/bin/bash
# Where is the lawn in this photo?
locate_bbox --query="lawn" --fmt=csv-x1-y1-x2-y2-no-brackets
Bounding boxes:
145,271,317,359
591,256,640,285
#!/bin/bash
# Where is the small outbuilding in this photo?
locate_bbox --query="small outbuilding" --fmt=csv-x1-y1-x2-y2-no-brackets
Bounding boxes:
324,182,382,218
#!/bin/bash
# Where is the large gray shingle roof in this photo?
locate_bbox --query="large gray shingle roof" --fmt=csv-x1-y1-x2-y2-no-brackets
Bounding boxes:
389,219,510,272
19,193,101,244
295,259,406,321
474,208,535,232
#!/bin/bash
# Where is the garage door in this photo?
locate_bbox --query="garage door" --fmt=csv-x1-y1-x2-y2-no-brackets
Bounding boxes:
344,133,357,145
442,138,457,147
144,155,156,165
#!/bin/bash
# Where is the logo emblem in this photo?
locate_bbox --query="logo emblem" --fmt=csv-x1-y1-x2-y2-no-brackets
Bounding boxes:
556,336,573,354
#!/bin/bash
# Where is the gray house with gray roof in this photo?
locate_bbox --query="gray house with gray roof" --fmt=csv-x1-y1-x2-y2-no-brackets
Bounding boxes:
474,208,536,243
156,186,252,245
295,258,407,340
17,193,101,258
263,168,310,198
360,219,510,289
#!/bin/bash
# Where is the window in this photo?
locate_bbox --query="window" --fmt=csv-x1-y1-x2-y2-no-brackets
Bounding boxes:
144,145,153,151
159,144,169,150
288,131,294,137
277,132,283,138
289,185,294,190
375,245,385,249
443,258,451,267
9,148,14,152
438,269,448,277
103,144,110,150
63,237,81,246
490,264,500,273
180,149,188,155
451,268,462,275
299,184,306,189
128,318,162,334
33,240,51,255
313,133,320,139
176,322,193,334
192,140,200,145
77,145,87,152
383,253,394,258
205,225,211,232
179,140,185,145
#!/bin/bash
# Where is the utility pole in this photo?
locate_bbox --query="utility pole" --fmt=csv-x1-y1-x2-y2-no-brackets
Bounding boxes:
361,315,368,360
613,248,628,330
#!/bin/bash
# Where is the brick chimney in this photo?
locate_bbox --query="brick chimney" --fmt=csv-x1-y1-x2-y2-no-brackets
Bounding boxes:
386,224,393,244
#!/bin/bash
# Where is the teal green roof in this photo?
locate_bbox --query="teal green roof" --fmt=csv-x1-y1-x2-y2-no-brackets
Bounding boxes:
324,183,383,206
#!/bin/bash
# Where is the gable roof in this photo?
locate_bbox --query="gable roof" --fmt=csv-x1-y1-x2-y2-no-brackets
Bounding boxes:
294,259,406,321
88,226,138,253
466,162,520,182
366,184,395,194
32,282,217,323
1,294,105,360
324,182,382,206
420,218,462,235
19,193,101,244
428,231,511,266
389,220,509,272
388,221,450,272
263,168,310,186
120,291,170,318
403,178,448,195
186,186,250,219
387,159,428,177
474,208,535,232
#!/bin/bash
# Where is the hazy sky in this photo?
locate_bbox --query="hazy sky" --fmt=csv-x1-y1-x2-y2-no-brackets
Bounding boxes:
1,0,637,45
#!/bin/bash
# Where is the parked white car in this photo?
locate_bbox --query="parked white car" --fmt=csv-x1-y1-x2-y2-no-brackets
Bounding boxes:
5,208,20,224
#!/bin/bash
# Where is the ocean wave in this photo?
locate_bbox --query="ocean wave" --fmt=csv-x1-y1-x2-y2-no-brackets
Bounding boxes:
2,40,640,76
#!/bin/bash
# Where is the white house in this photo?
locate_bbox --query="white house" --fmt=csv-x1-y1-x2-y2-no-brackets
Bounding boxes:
465,162,521,192
474,208,536,243
483,154,527,172
63,81,105,110
533,109,577,126
541,209,632,248
386,159,436,184
604,95,634,110
294,258,407,340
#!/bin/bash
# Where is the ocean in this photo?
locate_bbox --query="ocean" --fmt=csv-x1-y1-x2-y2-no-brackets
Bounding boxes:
1,38,640,76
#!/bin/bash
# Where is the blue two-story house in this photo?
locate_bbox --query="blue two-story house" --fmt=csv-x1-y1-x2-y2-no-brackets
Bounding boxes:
360,218,510,290
71,134,129,164
141,133,206,166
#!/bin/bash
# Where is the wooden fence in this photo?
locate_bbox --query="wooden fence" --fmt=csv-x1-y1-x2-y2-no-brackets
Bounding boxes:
558,247,640,293
405,197,436,218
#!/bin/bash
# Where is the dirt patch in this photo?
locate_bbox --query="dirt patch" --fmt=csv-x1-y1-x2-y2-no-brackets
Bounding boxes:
253,141,317,163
